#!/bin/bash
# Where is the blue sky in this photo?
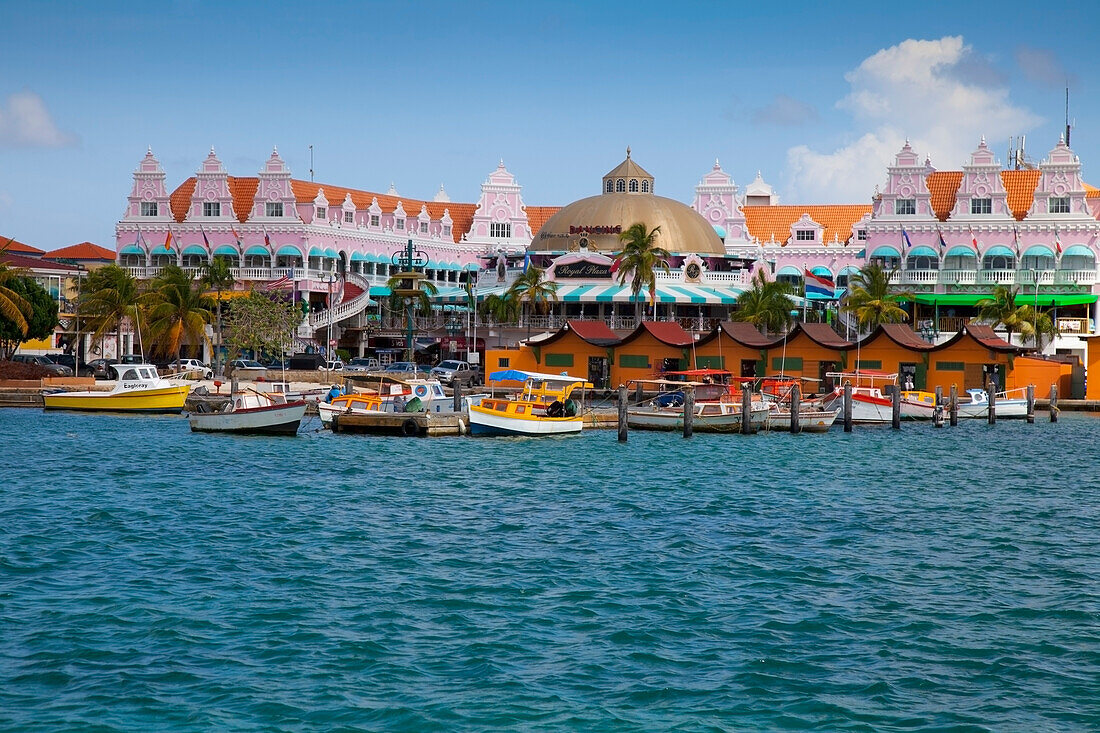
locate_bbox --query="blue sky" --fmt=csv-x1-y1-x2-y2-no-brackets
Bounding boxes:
0,0,1095,250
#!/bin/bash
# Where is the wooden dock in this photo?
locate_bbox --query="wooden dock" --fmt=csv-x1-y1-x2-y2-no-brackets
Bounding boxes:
331,411,467,436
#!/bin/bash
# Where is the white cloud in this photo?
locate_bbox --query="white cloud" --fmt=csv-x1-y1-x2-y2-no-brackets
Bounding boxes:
1015,45,1070,87
785,37,1041,203
0,91,77,148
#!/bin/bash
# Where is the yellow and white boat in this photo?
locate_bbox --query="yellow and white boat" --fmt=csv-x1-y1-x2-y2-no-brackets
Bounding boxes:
468,369,591,436
43,363,190,413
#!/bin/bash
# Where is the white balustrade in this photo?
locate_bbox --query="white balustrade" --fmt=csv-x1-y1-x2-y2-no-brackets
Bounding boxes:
1016,269,1055,285
939,269,977,285
978,269,1016,285
1055,269,1097,285
901,269,939,285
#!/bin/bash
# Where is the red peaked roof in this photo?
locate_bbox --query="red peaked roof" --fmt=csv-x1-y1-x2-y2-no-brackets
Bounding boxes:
715,321,778,348
566,319,619,344
44,242,116,261
1,251,84,272
797,322,854,349
957,323,1020,353
618,321,694,347
1,237,44,256
856,323,936,351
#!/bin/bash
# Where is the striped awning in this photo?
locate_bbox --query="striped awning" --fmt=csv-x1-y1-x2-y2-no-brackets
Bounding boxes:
554,282,745,305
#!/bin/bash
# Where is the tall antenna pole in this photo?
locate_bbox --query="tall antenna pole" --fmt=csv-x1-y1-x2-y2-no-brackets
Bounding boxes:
310,144,314,182
1065,85,1071,146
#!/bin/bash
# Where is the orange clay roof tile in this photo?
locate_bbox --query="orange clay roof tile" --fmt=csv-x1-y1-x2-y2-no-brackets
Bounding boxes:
1085,183,1100,198
525,206,562,235
44,242,115,261
742,205,872,245
926,171,963,221
1,237,45,256
1001,169,1041,220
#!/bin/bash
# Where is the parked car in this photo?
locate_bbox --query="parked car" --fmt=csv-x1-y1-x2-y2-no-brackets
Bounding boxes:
383,361,432,377
170,359,214,379
85,358,115,379
430,359,476,386
49,354,93,377
230,359,268,378
319,360,345,372
11,354,73,376
343,357,380,372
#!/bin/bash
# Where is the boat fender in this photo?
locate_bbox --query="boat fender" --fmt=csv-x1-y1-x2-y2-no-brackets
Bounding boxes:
457,418,466,435
401,418,419,437
546,400,565,418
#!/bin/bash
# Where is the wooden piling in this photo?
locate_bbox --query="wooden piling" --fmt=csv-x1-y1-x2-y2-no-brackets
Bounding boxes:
843,383,853,432
933,385,944,428
987,378,997,425
452,380,463,413
949,384,958,426
1049,383,1058,423
1026,384,1035,424
890,384,901,430
683,385,694,439
617,385,628,442
789,383,802,434
634,381,643,405
740,384,753,435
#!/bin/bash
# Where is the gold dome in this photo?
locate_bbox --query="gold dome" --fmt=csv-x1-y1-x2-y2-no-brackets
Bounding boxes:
529,192,726,255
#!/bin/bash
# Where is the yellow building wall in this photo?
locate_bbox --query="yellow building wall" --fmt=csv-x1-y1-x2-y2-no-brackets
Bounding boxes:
766,335,846,387
610,335,686,387
691,336,766,376
925,340,1013,392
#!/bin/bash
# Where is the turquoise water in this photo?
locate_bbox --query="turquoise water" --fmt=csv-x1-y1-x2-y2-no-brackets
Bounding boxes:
1,409,1098,731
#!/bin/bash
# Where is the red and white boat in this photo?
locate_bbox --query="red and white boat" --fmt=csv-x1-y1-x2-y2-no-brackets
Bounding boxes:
821,370,934,423
189,389,306,435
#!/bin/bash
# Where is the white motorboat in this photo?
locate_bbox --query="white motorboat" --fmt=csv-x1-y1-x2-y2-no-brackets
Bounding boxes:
955,388,1028,419
627,398,770,433
765,406,840,432
820,370,934,423
468,370,590,436
189,390,306,435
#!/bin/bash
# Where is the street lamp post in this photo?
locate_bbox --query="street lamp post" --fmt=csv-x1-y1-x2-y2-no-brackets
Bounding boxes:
1033,267,1040,353
326,270,337,360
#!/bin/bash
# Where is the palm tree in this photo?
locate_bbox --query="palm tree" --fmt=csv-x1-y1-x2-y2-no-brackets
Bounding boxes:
141,265,215,365
842,262,912,331
506,265,559,340
976,285,1030,345
732,270,796,336
0,240,31,336
480,293,519,347
1014,304,1057,352
613,223,670,320
201,256,236,375
79,264,141,358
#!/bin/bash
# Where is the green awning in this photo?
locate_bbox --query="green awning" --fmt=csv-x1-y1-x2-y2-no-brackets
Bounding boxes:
911,292,1097,306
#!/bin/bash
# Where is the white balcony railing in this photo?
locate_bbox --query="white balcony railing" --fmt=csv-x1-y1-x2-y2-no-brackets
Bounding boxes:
1055,269,1097,286
1016,269,1056,286
978,269,1016,285
939,269,977,285
900,269,939,285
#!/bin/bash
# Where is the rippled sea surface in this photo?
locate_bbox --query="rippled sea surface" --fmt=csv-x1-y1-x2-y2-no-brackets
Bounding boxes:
2,408,1099,731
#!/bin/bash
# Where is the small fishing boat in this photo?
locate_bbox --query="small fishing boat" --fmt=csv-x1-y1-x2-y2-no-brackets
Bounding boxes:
955,388,1028,419
626,380,770,433
189,389,306,434
316,379,448,427
821,370,934,423
43,363,191,413
765,405,840,432
468,369,591,436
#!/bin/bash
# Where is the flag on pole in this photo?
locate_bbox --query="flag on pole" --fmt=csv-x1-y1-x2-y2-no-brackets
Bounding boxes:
803,268,836,299
231,226,242,246
201,227,210,249
1055,228,1063,255
264,228,271,248
164,230,173,252
901,228,913,250
1013,227,1021,257
937,230,948,251
609,255,621,275
264,274,292,291
969,227,979,252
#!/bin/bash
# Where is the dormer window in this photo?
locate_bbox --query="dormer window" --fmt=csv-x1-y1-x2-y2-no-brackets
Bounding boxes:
795,230,815,241
419,221,428,234
857,229,868,241
203,202,220,217
316,206,327,220
641,181,650,193
970,198,992,214
629,179,639,192
616,179,625,193
141,202,158,217
344,211,353,223
396,218,405,230
895,198,916,215
266,202,283,217
606,180,614,193
1049,196,1070,214
370,214,380,227
490,223,511,238
443,225,451,237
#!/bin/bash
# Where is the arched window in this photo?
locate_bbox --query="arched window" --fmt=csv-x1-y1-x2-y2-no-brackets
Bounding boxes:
905,247,939,270
1020,246,1055,271
629,179,639,192
1059,245,1095,271
981,246,1015,270
616,179,626,193
606,180,614,193
641,180,650,193
943,247,977,271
